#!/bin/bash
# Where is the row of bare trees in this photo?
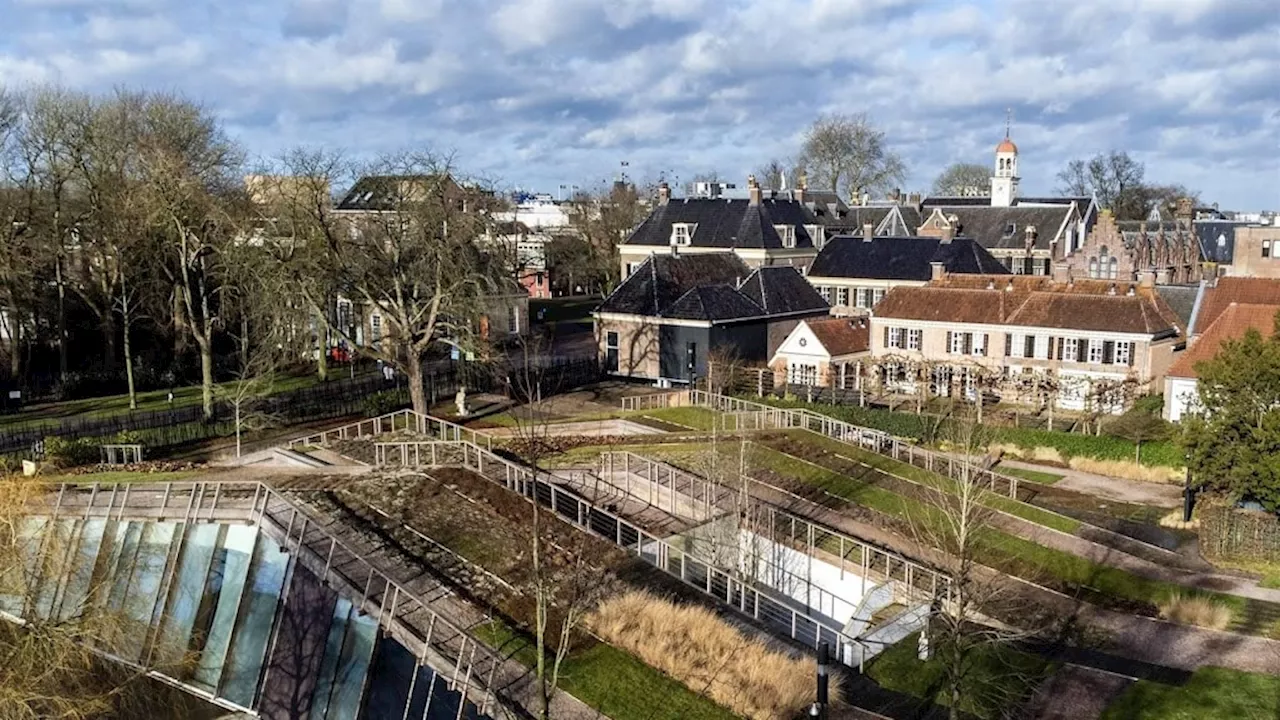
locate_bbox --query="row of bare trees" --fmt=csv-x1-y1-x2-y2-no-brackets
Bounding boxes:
0,84,539,422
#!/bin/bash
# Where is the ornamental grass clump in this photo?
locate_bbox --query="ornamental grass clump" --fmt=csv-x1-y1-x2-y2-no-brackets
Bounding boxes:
589,591,837,719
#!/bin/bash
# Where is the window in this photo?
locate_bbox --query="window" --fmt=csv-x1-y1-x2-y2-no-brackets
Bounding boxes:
836,287,850,307
775,225,796,248
888,327,904,349
1062,337,1079,362
337,299,353,331
671,223,695,246
1024,335,1036,359
855,288,870,308
1265,240,1272,259
1088,257,1099,279
790,363,818,385
625,262,636,278
1012,256,1026,275
972,333,987,357
535,271,545,286
807,225,825,249
605,331,619,372
818,286,831,302
1115,341,1131,366
907,328,922,351
949,331,966,355
873,289,885,305
1087,339,1103,364
507,304,519,334
1032,258,1048,276
685,341,698,379
370,313,382,344
1108,256,1118,280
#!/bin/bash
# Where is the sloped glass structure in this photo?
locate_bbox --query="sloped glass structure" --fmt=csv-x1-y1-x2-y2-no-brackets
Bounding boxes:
3,516,486,719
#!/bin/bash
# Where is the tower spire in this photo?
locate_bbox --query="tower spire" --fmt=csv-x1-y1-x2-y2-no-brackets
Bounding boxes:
1005,107,1012,138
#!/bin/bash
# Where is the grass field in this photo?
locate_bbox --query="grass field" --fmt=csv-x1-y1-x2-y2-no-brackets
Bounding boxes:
996,465,1064,485
867,633,1056,719
32,470,206,484
1101,666,1280,719
1,372,342,430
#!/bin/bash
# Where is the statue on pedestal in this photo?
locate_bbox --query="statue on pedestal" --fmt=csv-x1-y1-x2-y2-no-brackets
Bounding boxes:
455,386,468,417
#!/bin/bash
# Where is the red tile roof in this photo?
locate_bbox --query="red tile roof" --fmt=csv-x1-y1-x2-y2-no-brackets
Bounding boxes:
1195,278,1280,335
806,317,871,357
1168,303,1280,379
875,274,1184,336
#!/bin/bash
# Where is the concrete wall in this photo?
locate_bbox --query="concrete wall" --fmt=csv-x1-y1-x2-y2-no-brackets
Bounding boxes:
597,317,660,380
1229,227,1280,279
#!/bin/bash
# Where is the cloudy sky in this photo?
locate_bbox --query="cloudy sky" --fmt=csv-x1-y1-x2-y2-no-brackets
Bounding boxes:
3,0,1278,208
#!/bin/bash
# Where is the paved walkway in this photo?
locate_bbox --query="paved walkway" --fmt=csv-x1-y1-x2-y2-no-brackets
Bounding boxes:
1000,458,1183,508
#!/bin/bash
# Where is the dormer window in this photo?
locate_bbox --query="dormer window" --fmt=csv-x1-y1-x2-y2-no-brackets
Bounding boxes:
775,225,796,248
1004,222,1016,237
806,224,824,249
671,222,695,246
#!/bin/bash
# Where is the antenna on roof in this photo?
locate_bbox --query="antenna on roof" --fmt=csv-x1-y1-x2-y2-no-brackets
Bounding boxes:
1005,107,1013,138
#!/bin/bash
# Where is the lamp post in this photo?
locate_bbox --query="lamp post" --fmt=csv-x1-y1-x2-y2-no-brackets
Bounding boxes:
813,641,830,720
1183,465,1194,523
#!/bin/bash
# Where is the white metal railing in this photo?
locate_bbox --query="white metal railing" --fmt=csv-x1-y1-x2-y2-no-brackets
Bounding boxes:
599,451,952,609
620,391,692,412
287,409,494,452
378,439,887,670
99,444,144,465
687,391,1024,499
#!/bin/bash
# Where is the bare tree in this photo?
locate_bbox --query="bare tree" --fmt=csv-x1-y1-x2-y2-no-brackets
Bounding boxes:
266,150,503,416
799,112,906,200
932,163,991,197
755,158,797,191
565,181,649,294
1056,151,1153,220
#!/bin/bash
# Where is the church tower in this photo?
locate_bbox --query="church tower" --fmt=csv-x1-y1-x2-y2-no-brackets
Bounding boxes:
990,115,1019,207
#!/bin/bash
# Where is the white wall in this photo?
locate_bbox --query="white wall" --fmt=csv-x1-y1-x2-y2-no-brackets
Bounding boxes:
1165,377,1200,422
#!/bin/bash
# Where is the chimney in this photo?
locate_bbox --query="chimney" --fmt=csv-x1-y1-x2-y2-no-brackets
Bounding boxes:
794,173,806,204
658,182,670,205
907,192,922,211
1176,197,1194,219
890,188,902,205
747,174,761,206
1139,269,1157,288
863,222,874,243
1052,262,1071,283
1024,224,1037,250
930,261,945,281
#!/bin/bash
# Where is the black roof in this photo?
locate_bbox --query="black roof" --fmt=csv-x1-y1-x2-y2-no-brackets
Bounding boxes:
1194,221,1239,264
336,174,459,211
941,206,1075,251
808,236,1010,281
597,253,828,322
623,198,825,249
922,195,1091,208
1156,284,1201,328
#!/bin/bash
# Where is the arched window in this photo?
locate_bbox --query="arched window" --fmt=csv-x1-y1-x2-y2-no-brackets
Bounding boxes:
1108,256,1119,280
1088,257,1099,279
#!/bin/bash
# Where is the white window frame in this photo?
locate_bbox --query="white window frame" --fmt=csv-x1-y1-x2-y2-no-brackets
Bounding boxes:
1012,256,1026,275
855,288,869,308
818,286,831,302
873,289,885,305
1087,339,1104,364
807,225,824,249
1010,334,1024,359
971,333,987,357
1063,337,1079,362
775,225,796,248
671,223,695,246
836,287,850,307
907,328,922,351
950,331,966,355
889,327,904,349
1115,341,1131,366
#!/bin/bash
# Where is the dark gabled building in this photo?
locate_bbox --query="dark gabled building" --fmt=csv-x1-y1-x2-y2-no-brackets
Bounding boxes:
595,253,829,385
806,232,1009,313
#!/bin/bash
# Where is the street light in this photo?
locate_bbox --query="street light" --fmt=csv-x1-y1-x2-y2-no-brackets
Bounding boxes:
814,641,829,720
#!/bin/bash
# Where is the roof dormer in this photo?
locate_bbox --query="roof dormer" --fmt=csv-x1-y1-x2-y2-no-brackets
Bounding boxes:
775,224,796,248
670,222,696,246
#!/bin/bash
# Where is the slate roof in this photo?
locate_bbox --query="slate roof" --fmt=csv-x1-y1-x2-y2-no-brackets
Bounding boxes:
1194,221,1240,264
1168,303,1280,379
1156,285,1200,329
875,275,1183,337
336,174,459,211
597,253,828,322
1194,277,1280,335
942,206,1076,251
623,198,826,249
921,195,1090,208
806,317,871,357
807,236,1010,281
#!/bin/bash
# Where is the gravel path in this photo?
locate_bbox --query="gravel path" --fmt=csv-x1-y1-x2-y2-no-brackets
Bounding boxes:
1000,458,1183,508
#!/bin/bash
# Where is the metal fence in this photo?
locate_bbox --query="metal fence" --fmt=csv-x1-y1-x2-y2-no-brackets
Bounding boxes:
292,410,495,452
375,438,886,670
599,451,952,609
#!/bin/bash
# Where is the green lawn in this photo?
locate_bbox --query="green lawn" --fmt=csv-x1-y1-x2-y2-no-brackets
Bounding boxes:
784,431,1081,534
2,372,342,429
996,465,1064,485
472,620,737,720
1101,666,1280,719
632,407,718,431
867,632,1056,719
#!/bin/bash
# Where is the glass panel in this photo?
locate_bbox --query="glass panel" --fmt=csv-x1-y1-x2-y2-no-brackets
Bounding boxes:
120,522,177,661
219,533,289,708
323,610,378,720
154,523,222,670
0,517,48,615
33,519,80,621
361,638,416,720
58,518,107,622
191,525,257,692
310,597,354,720
106,521,144,614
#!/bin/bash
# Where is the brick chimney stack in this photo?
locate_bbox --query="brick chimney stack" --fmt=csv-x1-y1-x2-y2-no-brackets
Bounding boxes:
863,222,874,243
658,182,670,205
1176,197,1194,219
889,188,902,206
931,261,945,281
1052,262,1071,283
794,173,806,204
747,175,761,206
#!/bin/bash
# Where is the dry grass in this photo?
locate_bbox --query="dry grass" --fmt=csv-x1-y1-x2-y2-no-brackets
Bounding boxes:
1067,457,1183,483
1158,594,1232,630
989,443,1066,465
589,591,834,719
